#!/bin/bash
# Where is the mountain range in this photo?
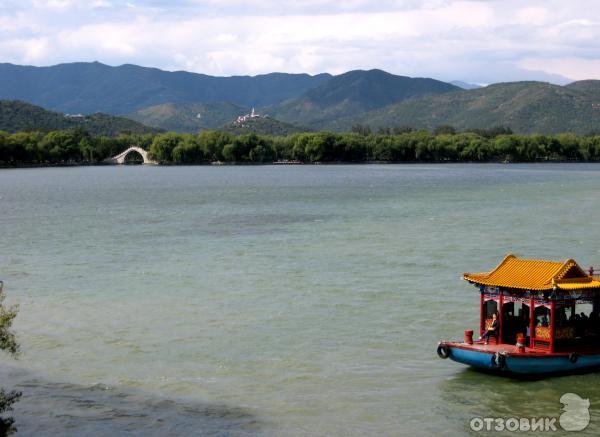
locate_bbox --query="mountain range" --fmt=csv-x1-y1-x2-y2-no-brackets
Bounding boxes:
359,81,600,134
266,69,459,131
0,62,331,114
1,62,600,135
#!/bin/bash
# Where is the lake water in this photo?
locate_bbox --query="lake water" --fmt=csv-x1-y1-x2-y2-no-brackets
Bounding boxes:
1,164,600,436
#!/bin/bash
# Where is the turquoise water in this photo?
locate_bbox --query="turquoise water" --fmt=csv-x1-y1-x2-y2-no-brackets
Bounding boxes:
1,164,600,435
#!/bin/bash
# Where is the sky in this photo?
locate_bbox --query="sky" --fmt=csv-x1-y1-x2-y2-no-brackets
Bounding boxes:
1,0,600,84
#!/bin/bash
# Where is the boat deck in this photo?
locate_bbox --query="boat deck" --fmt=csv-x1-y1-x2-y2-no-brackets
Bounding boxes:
449,340,600,357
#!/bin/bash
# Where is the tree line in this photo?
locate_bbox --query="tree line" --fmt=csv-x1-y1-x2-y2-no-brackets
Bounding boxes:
3,127,600,165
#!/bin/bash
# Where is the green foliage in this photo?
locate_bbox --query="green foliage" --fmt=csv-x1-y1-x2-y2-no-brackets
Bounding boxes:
0,286,18,356
40,131,80,161
0,390,21,436
221,133,276,162
4,128,600,165
0,283,20,435
198,130,233,161
172,134,207,164
148,132,182,162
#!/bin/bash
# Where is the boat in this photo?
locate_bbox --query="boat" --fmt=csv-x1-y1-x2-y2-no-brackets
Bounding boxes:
438,254,600,376
273,160,304,165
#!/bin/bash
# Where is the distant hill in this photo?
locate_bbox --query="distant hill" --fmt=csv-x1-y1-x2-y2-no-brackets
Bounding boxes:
0,100,160,136
220,116,306,136
450,80,482,90
565,80,600,99
360,81,600,134
268,69,460,130
0,62,332,115
127,102,249,133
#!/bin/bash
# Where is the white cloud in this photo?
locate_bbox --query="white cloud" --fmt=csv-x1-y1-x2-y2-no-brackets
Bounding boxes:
32,0,73,9
1,0,599,82
515,7,548,26
92,0,112,8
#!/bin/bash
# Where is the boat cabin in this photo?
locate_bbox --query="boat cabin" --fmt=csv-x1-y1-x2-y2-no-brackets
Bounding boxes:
464,254,600,353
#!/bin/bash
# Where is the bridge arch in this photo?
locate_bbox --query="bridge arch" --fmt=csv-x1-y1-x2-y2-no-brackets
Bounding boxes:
105,146,157,165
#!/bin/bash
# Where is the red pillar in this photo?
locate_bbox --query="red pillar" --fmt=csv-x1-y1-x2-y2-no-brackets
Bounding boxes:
480,292,485,336
498,292,504,344
529,296,535,349
550,300,556,353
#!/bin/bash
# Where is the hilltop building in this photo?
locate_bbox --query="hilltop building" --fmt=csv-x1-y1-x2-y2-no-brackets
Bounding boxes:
64,113,85,120
236,108,262,124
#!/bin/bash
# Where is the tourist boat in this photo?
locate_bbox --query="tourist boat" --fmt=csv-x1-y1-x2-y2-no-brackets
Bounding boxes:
438,255,600,376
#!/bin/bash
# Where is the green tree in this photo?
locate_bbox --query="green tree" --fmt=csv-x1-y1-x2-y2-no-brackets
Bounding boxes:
222,143,236,162
304,132,338,162
9,132,45,163
464,135,491,161
197,130,233,161
289,133,311,161
148,132,182,162
338,133,368,161
556,133,580,160
0,131,11,164
249,145,266,162
0,282,20,436
172,134,206,164
39,131,80,162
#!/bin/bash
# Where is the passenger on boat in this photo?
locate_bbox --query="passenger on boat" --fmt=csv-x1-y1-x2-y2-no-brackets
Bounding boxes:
482,313,499,345
589,311,599,334
574,314,584,337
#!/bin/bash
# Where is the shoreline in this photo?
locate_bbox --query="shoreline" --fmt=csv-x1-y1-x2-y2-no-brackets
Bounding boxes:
0,160,597,169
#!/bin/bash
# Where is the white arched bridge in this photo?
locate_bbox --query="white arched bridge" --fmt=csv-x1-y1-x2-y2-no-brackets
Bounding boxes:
104,147,157,165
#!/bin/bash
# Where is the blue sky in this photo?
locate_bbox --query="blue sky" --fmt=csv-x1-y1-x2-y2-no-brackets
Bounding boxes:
1,0,599,84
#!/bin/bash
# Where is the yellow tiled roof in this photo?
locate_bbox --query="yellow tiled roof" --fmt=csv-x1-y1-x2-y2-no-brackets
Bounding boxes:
463,254,600,291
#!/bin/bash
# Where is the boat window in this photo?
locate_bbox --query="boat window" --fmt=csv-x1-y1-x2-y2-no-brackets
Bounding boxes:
570,303,598,337
502,301,530,344
534,306,550,327
484,300,497,319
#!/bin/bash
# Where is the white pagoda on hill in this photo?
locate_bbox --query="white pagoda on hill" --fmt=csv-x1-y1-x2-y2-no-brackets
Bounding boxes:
236,108,262,124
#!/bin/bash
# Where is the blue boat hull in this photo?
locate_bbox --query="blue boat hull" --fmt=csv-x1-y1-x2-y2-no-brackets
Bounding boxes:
447,345,600,376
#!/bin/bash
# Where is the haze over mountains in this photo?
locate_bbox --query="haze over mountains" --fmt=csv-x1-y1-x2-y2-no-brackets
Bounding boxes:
1,62,599,135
